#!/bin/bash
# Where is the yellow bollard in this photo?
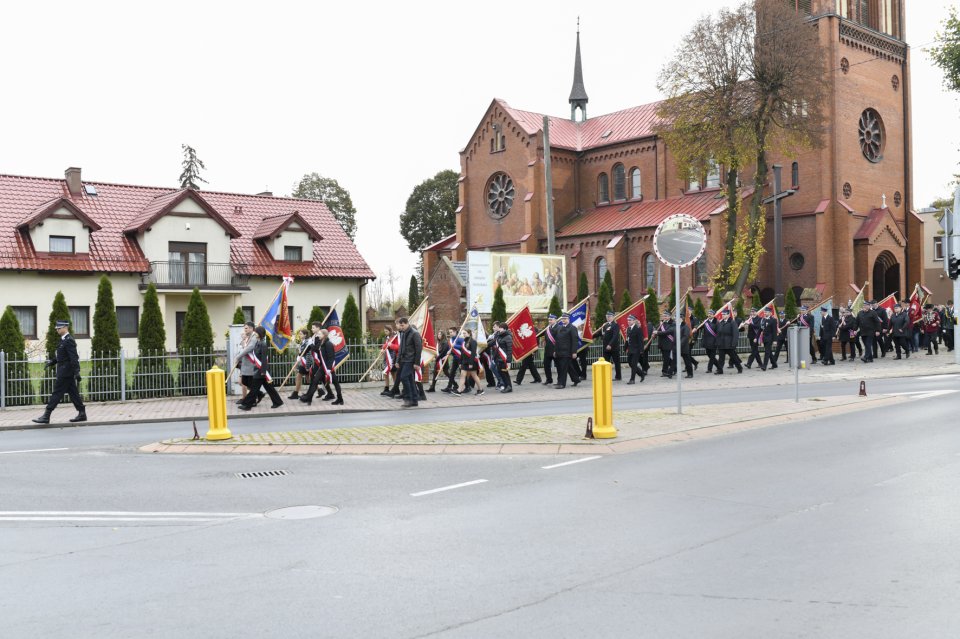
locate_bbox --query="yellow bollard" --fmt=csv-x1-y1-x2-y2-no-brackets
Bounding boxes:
205,365,233,441
591,357,617,439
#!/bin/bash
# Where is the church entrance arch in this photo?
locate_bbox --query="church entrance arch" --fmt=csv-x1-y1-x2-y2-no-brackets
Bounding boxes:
872,250,900,301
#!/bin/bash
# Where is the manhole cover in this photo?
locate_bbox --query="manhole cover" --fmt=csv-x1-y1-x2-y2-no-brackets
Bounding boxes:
264,505,338,520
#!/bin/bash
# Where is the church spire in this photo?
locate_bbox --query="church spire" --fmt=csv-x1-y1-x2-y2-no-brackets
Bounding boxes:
569,19,588,122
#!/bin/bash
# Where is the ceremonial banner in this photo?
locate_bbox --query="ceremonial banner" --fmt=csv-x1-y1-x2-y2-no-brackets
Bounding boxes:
506,305,539,362
877,293,898,314
758,299,777,318
614,296,649,340
567,298,593,352
461,302,488,349
908,284,923,323
323,306,350,370
407,298,438,365
712,299,734,320
850,282,868,315
812,298,833,336
260,276,293,352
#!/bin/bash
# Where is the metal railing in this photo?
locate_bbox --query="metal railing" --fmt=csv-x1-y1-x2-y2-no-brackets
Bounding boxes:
0,334,772,408
140,261,250,290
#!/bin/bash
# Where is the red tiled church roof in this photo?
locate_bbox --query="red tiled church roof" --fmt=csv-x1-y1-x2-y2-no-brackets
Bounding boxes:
0,173,374,279
496,98,663,152
853,206,904,242
556,190,734,237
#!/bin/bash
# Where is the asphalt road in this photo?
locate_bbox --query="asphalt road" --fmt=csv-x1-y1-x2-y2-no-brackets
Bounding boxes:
0,372,956,452
0,376,958,637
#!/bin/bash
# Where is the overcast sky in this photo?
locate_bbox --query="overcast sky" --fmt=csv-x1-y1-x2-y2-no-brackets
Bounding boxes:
2,1,957,295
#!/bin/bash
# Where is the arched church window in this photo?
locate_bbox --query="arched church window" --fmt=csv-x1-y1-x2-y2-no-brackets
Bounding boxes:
596,257,608,288
613,164,626,201
858,108,884,163
630,168,642,199
705,160,721,189
598,173,609,203
643,253,655,289
791,162,799,189
693,253,708,287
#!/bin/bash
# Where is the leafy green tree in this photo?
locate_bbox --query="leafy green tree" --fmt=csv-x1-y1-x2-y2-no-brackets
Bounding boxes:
693,297,708,323
132,282,173,398
179,144,207,189
751,290,762,312
548,295,563,318
577,272,589,301
341,293,362,343
292,172,358,240
232,306,245,324
645,288,659,325
594,280,612,328
491,286,507,323
0,306,33,406
603,270,613,298
784,287,799,319
735,297,745,320
90,275,122,400
667,284,677,312
710,287,723,312
178,288,214,395
399,169,459,253
929,7,960,93
407,275,421,311
619,288,633,312
308,306,326,326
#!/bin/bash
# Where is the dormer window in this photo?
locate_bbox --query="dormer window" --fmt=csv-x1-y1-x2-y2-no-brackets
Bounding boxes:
49,235,75,254
284,246,303,262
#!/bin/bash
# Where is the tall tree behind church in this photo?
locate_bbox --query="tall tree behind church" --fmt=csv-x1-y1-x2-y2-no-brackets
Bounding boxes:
657,0,825,295
400,170,459,253
408,275,421,311
179,144,208,189
292,173,358,240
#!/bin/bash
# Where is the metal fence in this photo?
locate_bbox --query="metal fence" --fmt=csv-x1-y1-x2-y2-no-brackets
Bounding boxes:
1,334,769,408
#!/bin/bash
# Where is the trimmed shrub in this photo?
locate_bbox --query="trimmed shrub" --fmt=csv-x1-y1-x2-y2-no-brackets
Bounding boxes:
0,306,33,405
548,295,562,318
577,272,589,301
490,286,507,323
784,287,799,319
42,291,71,398
619,288,633,312
232,306,246,324
178,288,214,395
342,293,362,343
90,276,121,401
132,283,173,398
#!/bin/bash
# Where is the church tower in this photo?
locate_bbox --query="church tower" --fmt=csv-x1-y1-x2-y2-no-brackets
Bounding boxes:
569,25,588,122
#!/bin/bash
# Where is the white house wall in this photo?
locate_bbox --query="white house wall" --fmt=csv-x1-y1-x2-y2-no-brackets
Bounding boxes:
30,211,91,253
137,214,233,264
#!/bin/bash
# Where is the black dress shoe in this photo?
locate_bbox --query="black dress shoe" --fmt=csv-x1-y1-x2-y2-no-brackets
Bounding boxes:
32,415,51,424
331,399,343,406
684,373,693,379
69,412,87,423
288,392,300,400
271,402,283,409
553,384,565,389
500,387,512,393
237,404,252,411
627,380,635,385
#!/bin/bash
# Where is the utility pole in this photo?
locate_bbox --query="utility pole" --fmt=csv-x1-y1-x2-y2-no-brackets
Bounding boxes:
543,116,556,255
763,165,795,308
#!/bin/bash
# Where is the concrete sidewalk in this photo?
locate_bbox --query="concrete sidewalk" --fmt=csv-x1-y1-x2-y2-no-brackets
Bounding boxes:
142,393,911,456
2,349,955,430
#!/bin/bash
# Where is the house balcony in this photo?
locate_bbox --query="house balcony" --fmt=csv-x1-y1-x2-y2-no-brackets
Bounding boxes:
139,261,251,292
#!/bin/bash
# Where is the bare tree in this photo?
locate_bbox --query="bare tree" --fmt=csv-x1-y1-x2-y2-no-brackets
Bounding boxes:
658,0,826,295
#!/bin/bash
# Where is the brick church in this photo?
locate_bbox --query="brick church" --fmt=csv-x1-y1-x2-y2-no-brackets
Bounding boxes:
423,0,921,328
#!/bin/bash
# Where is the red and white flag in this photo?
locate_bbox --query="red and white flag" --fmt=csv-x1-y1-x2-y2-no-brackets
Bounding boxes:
506,305,539,362
908,284,923,323
614,296,649,340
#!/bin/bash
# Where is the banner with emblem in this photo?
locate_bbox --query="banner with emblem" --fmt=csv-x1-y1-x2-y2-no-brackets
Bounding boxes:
260,276,294,352
407,297,438,366
566,297,593,352
908,284,923,323
506,305,538,362
758,299,777,319
322,302,350,370
614,296,649,340
850,282,868,315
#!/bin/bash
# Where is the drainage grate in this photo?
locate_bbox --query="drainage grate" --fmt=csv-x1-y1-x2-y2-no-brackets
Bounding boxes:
236,470,290,479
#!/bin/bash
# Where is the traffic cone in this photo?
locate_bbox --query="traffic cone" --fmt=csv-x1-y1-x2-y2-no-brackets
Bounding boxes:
585,417,594,439
859,381,867,397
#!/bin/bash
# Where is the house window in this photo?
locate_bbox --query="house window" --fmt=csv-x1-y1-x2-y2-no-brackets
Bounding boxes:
933,237,944,261
168,241,207,286
688,174,700,191
643,253,655,290
705,160,721,189
596,257,608,287
69,306,90,338
598,173,609,203
791,162,800,189
49,235,75,254
630,168,642,199
117,306,139,338
12,306,37,339
284,246,303,262
613,164,626,201
242,306,255,323
693,254,708,287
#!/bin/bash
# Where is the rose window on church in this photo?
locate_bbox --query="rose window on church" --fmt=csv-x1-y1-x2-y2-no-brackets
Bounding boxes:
486,172,515,220
858,109,884,163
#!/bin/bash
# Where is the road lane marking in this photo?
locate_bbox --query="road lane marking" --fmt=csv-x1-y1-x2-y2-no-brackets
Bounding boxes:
0,448,69,455
0,516,247,522
541,456,603,470
410,479,488,497
884,390,958,400
917,374,959,380
0,511,255,517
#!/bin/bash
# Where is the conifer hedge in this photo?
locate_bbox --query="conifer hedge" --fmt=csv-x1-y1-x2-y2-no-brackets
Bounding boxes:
132,283,173,398
91,276,122,401
0,306,32,405
178,288,214,395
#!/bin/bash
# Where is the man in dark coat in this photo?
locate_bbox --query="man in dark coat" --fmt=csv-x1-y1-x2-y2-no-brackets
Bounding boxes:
890,303,910,359
818,307,836,365
396,317,423,407
679,312,695,378
744,308,762,369
715,309,743,374
798,305,817,363
33,320,86,424
700,314,719,373
857,302,880,363
554,313,580,389
494,322,514,393
760,309,779,370
540,314,558,385
837,308,857,361
600,310,622,381
772,311,790,365
625,314,646,383
655,311,676,378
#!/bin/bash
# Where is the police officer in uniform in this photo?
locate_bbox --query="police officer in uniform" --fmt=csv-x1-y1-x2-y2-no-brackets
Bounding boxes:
744,308,762,369
33,320,86,424
700,313,720,373
553,313,580,388
760,309,779,370
655,311,676,378
715,308,743,374
600,310,622,380
540,314,558,385
625,314,646,383
818,306,836,365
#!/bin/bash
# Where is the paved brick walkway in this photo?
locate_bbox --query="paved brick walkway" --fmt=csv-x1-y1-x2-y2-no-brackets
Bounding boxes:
2,350,955,430
142,394,910,455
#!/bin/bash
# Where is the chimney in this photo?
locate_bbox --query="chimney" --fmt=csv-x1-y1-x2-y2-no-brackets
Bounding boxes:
65,167,82,197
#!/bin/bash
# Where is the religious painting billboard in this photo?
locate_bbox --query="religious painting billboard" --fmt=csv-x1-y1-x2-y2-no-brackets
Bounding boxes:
467,251,566,314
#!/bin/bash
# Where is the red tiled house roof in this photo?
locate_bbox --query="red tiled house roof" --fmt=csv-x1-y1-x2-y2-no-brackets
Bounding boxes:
0,173,374,279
